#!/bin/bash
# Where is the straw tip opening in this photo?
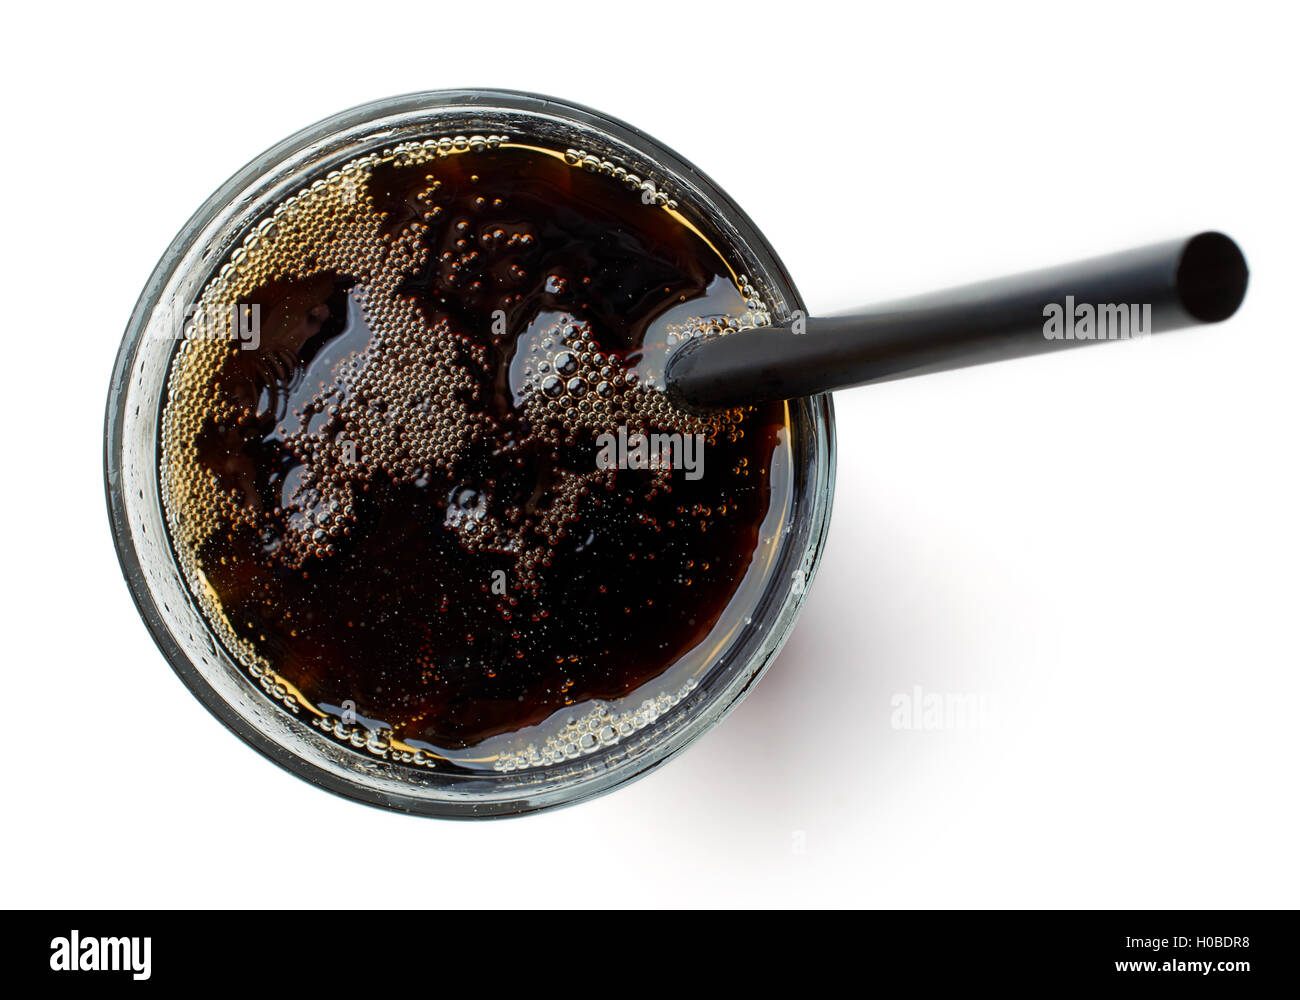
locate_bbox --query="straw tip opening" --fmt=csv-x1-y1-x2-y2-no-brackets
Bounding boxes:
1178,231,1248,323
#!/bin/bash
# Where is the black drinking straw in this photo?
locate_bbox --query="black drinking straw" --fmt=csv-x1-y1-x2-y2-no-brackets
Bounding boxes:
664,232,1248,411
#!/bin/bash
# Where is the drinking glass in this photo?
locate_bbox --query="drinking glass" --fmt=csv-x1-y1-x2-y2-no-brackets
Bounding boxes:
104,89,835,817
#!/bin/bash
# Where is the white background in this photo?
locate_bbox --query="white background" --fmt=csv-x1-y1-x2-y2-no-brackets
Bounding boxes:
3,1,1296,908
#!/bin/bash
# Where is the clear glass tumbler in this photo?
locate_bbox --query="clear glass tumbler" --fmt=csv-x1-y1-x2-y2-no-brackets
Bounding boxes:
104,89,836,817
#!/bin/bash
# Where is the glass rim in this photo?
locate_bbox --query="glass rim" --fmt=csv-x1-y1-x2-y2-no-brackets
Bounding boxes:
104,88,837,818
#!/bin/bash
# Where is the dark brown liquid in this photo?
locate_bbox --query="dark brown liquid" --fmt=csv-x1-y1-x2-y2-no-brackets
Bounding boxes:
161,142,787,760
